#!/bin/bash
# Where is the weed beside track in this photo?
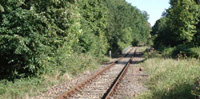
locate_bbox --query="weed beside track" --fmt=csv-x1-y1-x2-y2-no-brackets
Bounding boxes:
137,58,200,99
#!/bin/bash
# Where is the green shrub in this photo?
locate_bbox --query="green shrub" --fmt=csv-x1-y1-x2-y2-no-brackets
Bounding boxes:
0,0,81,79
0,6,52,79
188,48,200,58
144,50,162,58
161,47,174,57
0,52,106,98
154,45,200,59
172,45,200,58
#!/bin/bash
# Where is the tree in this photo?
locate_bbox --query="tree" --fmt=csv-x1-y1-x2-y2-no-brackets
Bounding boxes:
168,0,199,44
0,0,151,80
152,17,171,47
104,0,151,50
153,0,200,48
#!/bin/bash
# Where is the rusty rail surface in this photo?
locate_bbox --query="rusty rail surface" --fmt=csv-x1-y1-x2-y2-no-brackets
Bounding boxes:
102,48,137,99
56,48,134,99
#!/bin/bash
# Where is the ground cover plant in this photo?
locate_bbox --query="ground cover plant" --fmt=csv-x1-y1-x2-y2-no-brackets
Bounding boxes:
137,57,200,99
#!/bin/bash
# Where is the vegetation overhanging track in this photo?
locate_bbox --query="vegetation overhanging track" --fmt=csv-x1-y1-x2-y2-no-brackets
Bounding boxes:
56,47,134,99
102,48,137,99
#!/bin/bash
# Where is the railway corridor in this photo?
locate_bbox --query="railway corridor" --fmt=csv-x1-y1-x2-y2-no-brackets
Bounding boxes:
111,48,148,99
65,48,135,99
35,47,148,99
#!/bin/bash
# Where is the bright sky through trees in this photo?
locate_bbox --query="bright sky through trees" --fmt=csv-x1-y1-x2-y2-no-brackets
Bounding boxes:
125,0,170,26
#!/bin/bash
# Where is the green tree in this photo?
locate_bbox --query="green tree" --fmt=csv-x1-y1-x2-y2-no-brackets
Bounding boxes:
153,0,200,48
152,17,171,48
104,0,151,50
0,0,81,79
77,0,109,56
168,0,199,44
0,0,151,80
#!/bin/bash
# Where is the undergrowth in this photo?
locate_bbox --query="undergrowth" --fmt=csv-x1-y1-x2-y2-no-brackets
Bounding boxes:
0,53,108,99
151,45,200,59
137,58,200,99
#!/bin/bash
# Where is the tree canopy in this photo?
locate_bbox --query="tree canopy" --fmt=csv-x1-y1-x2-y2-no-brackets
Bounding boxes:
0,0,151,80
152,0,200,48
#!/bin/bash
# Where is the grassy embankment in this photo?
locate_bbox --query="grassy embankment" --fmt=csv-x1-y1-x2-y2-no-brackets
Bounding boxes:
0,53,108,99
136,50,200,99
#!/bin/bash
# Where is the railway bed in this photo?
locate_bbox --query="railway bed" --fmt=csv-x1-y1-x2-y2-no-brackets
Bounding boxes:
56,47,137,99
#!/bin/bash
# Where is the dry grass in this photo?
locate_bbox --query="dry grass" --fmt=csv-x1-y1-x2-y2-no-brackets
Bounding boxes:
137,58,200,99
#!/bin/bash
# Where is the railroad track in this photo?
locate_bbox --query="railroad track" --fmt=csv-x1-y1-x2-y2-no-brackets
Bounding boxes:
56,47,137,99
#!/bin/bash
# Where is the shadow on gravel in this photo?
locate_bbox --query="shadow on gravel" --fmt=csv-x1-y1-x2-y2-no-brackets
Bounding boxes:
116,61,129,64
130,60,145,64
116,60,145,65
116,51,147,65
131,51,147,64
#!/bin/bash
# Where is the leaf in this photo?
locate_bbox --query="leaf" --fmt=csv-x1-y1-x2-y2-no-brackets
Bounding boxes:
0,4,4,12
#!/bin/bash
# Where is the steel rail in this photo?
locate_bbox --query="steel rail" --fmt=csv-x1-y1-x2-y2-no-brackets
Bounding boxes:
56,48,134,99
102,48,137,99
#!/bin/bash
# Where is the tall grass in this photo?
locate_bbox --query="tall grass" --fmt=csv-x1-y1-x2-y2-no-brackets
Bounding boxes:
137,58,200,99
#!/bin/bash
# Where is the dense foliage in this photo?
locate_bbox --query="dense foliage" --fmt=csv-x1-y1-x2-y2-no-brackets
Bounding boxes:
0,0,150,80
0,0,81,80
152,0,200,58
152,0,200,48
150,5,200,97
105,0,151,50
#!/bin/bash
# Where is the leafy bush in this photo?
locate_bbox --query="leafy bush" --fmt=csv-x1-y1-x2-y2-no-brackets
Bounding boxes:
172,45,200,58
0,4,52,79
152,45,200,59
0,0,81,80
161,47,174,57
0,52,106,98
144,50,162,58
188,48,200,58
77,0,109,56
